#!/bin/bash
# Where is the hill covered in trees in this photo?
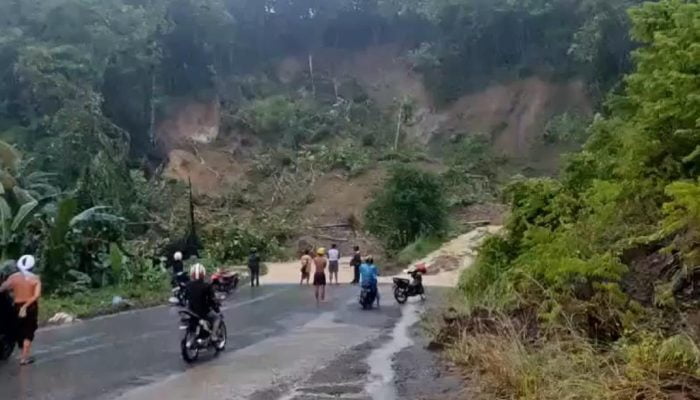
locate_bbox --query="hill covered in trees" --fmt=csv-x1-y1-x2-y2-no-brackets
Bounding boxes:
0,0,664,321
433,1,700,398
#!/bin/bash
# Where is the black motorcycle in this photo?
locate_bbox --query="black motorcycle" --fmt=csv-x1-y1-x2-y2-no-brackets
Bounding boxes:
170,272,189,307
393,269,426,304
0,263,17,361
178,309,227,363
359,285,377,309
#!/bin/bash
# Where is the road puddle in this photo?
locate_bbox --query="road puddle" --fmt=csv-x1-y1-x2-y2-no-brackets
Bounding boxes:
365,302,420,400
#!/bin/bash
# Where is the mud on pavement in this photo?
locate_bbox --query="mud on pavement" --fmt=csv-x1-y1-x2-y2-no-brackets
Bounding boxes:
251,292,465,400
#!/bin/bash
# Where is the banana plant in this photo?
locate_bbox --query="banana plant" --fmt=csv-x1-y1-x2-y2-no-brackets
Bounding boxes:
0,186,50,259
42,198,125,291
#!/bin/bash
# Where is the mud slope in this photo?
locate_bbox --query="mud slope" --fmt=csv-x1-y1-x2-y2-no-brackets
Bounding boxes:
281,44,592,162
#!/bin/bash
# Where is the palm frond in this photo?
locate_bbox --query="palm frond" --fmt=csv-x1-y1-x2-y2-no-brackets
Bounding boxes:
12,186,37,205
10,199,41,232
0,197,11,243
69,206,124,227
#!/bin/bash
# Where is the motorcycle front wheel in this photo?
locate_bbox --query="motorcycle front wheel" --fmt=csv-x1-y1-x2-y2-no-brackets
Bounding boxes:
394,287,408,304
214,321,227,353
181,331,199,363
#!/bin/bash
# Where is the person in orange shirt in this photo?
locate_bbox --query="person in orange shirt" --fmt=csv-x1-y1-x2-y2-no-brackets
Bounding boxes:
0,255,42,365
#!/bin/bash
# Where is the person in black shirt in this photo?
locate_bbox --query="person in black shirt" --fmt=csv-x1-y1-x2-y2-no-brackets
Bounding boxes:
185,263,221,339
248,248,261,287
350,246,362,284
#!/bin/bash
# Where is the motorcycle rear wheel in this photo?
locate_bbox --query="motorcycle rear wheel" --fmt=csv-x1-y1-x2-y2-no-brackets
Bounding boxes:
394,287,408,304
181,331,199,363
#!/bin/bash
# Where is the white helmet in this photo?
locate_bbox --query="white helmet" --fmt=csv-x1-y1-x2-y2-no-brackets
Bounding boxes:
190,263,206,280
173,251,183,261
17,255,36,275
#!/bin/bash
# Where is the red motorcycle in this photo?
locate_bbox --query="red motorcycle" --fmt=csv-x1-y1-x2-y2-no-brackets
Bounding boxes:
211,269,240,295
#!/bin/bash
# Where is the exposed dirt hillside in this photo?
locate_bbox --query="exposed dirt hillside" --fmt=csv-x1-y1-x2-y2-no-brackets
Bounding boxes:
152,44,589,257
279,45,592,161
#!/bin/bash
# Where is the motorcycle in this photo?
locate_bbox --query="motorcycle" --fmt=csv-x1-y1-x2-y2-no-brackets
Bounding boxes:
359,285,377,310
393,265,426,304
178,309,227,363
0,263,17,361
211,269,239,296
170,271,189,307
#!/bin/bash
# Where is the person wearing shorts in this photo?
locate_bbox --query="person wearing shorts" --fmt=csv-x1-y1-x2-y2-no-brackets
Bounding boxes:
300,249,312,285
327,244,340,285
0,255,42,365
313,248,328,303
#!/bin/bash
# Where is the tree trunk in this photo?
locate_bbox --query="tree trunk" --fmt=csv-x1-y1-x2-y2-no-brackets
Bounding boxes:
394,100,404,151
308,53,316,98
148,70,156,146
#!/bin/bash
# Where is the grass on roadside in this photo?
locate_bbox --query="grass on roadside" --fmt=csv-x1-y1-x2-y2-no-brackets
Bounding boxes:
396,236,445,267
39,280,170,325
441,308,700,400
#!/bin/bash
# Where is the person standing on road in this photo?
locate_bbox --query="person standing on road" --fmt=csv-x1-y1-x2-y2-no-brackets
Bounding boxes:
350,246,362,284
328,244,340,285
300,249,312,285
0,255,42,365
313,248,328,303
248,248,261,287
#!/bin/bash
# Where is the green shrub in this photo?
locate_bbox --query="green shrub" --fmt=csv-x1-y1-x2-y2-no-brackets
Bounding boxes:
542,112,591,144
459,235,518,309
365,165,448,250
315,141,371,176
625,333,700,379
661,179,700,265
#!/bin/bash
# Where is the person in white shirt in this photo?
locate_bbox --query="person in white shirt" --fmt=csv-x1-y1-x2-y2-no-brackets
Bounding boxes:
327,244,340,285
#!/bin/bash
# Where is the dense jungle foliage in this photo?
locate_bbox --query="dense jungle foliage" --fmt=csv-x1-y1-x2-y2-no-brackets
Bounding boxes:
0,0,655,300
451,1,700,398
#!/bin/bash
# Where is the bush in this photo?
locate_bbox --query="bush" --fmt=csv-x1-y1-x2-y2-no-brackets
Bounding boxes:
365,165,448,250
459,235,518,309
236,96,336,147
542,112,591,144
315,141,371,176
625,333,700,379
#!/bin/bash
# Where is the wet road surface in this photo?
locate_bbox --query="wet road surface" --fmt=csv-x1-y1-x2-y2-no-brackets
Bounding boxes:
0,284,448,400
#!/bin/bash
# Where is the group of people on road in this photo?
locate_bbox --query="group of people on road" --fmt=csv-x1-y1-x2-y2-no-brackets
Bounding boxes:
299,244,379,306
0,245,377,366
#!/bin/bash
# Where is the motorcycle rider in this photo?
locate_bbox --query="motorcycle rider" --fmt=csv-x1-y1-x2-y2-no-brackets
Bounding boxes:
184,263,221,341
171,251,186,286
359,256,379,307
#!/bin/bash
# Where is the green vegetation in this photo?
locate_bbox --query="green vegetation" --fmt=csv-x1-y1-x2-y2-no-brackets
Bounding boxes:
409,0,643,104
0,0,681,342
442,135,501,207
443,1,700,398
396,236,444,266
366,165,448,250
39,280,170,325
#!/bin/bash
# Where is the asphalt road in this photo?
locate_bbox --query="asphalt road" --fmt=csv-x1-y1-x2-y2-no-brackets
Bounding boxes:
0,284,427,400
